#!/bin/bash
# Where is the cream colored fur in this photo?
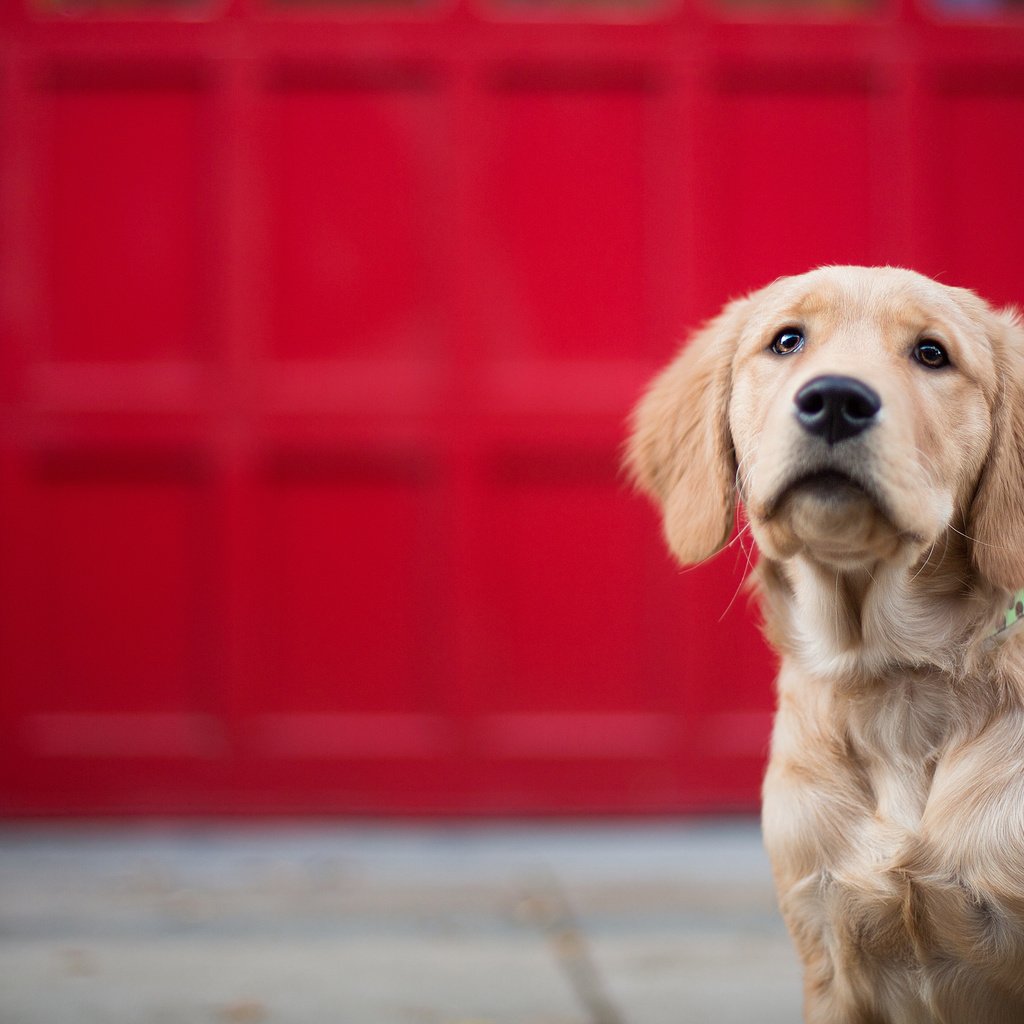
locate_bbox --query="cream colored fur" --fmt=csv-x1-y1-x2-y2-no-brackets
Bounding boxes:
627,266,1024,1023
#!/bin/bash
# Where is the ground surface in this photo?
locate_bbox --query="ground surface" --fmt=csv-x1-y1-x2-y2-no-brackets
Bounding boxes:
0,820,802,1024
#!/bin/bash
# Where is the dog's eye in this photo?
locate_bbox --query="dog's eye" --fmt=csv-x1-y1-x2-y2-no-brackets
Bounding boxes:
770,329,804,356
913,340,950,369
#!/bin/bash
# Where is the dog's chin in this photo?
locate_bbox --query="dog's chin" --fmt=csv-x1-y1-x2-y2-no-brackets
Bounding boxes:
752,472,911,570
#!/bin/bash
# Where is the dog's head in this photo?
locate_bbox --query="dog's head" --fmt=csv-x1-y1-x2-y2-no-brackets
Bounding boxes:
627,266,1024,589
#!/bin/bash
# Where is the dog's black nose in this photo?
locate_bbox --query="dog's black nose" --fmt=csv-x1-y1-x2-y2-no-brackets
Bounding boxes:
793,376,881,445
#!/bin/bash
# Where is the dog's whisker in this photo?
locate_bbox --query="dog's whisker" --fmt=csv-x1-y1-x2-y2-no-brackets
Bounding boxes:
834,569,842,640
719,546,757,624
734,447,760,501
946,520,1005,550
909,537,939,584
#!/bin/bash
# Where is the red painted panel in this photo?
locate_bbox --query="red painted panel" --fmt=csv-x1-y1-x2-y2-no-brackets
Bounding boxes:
701,72,875,302
266,73,445,361
12,454,214,758
44,77,208,362
242,455,447,757
478,450,652,716
480,71,653,360
925,79,1024,307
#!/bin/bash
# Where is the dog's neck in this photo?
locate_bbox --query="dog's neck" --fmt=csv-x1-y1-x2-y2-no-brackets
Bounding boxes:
754,532,1024,832
754,527,1009,685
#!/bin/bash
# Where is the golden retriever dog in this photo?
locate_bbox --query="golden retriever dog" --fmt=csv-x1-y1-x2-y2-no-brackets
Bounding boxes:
627,266,1024,1023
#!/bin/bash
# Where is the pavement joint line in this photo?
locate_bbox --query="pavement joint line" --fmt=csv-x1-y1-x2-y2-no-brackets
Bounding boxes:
519,870,628,1024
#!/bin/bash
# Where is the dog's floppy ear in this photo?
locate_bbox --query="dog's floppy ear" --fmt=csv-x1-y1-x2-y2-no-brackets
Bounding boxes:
969,307,1024,590
626,297,747,565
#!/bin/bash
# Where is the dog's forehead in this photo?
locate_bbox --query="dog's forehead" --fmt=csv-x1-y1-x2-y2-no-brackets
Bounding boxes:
758,267,965,330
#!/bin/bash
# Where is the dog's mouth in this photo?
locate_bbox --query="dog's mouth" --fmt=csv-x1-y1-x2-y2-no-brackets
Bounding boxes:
755,466,926,563
766,469,883,519
788,469,872,501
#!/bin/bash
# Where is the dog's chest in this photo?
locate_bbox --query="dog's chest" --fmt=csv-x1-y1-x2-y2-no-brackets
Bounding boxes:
845,676,950,825
783,744,939,966
765,669,1024,1017
781,773,1016,1019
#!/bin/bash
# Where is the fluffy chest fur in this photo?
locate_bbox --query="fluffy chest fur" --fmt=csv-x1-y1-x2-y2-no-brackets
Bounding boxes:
760,563,1024,1023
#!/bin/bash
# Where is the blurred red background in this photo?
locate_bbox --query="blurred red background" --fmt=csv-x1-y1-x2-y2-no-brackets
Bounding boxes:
1,0,1023,816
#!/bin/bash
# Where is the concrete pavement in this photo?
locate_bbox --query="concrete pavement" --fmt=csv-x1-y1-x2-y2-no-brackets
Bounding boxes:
0,820,802,1024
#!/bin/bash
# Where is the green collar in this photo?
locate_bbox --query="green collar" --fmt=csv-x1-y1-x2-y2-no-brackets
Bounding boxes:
991,588,1024,644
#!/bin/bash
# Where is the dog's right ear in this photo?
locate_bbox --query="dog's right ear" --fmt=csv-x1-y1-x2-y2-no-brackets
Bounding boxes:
968,305,1024,590
625,297,748,566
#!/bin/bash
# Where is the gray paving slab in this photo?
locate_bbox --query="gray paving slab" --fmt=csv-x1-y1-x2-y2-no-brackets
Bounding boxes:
0,820,802,1024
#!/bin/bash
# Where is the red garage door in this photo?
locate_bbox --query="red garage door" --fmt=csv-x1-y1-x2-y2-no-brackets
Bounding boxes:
1,0,1023,815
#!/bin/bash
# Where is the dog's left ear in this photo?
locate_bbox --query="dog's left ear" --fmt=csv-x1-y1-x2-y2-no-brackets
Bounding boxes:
969,306,1024,590
625,297,748,565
